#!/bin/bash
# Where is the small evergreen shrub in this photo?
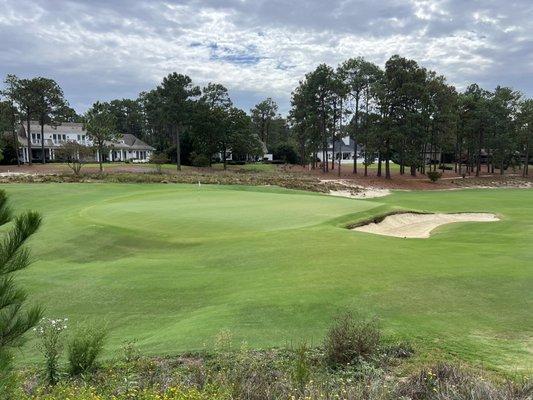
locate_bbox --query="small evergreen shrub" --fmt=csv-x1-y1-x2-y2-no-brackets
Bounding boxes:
150,153,169,173
67,324,107,376
427,171,442,182
190,153,211,167
324,313,381,368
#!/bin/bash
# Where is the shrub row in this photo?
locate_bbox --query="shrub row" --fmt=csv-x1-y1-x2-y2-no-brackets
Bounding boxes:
12,313,530,400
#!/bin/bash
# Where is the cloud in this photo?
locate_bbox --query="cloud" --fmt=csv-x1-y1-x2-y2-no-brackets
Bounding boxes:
0,0,531,114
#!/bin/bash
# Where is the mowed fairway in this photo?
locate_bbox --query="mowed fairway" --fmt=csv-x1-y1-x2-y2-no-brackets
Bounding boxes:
2,183,532,373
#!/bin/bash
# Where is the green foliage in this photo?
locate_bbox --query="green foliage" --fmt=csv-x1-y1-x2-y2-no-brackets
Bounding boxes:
427,171,442,182
190,152,211,167
35,318,68,385
250,98,278,145
270,142,299,164
13,344,529,400
0,350,18,399
67,323,107,376
324,313,381,368
150,153,169,173
290,342,311,393
55,142,93,175
121,339,141,363
0,191,42,388
84,101,119,171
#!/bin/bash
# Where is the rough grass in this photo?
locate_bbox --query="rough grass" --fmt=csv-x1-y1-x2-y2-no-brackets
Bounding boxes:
15,348,532,400
1,183,531,375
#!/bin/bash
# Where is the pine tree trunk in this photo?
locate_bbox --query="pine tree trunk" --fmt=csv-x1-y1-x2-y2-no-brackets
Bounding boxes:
222,145,227,170
338,99,342,177
353,95,359,174
176,125,181,171
26,115,32,165
331,139,335,171
399,145,404,175
12,118,20,167
476,127,483,177
98,144,103,172
363,144,368,177
385,140,391,179
523,138,530,177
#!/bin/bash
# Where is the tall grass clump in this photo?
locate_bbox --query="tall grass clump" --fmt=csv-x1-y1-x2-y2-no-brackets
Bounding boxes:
35,318,68,385
290,342,311,394
67,323,107,376
324,312,381,368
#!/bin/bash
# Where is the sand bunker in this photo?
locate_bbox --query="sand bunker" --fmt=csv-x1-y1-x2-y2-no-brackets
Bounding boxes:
353,212,499,238
329,188,391,199
320,179,391,199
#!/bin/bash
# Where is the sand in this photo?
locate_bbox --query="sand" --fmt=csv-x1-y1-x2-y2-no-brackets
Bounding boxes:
321,179,391,199
329,188,391,199
353,212,499,238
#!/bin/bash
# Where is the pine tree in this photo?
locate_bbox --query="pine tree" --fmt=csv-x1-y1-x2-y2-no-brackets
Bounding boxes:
0,190,42,394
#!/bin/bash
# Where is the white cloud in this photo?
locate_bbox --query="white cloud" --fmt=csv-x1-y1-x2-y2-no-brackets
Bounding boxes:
0,0,532,114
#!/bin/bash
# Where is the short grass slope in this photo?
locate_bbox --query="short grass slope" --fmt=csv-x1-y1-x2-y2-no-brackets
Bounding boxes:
2,183,531,374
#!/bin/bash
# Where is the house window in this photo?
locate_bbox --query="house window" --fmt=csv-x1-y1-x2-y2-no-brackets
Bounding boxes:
82,135,86,141
343,152,351,160
62,135,66,140
77,135,81,141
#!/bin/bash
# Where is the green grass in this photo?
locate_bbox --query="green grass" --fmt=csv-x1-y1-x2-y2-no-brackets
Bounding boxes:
2,183,531,374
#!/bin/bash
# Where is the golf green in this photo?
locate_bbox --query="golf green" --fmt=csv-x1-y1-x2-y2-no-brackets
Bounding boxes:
2,183,531,373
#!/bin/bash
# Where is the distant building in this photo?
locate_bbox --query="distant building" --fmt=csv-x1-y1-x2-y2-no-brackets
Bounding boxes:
315,136,449,166
17,122,154,163
315,136,366,164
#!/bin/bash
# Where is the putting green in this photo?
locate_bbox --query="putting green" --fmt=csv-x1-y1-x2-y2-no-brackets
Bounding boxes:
2,183,531,373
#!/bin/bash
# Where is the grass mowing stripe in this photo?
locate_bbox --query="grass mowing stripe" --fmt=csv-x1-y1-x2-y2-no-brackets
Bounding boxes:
1,183,531,374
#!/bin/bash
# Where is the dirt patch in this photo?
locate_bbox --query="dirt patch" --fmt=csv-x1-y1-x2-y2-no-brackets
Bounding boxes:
353,212,499,238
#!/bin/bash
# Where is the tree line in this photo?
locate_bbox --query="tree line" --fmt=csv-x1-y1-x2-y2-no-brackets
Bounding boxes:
289,55,532,178
1,56,532,177
0,74,290,170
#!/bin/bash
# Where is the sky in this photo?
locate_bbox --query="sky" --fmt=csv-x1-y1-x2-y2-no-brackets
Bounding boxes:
1,0,532,115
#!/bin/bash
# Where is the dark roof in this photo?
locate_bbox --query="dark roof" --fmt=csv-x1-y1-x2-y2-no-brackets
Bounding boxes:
328,137,358,152
121,134,154,150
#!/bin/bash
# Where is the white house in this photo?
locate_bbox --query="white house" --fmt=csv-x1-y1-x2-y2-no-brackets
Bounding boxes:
315,136,366,164
17,122,155,163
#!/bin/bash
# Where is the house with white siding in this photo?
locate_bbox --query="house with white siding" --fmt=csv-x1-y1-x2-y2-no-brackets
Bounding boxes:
315,136,366,164
17,122,154,163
